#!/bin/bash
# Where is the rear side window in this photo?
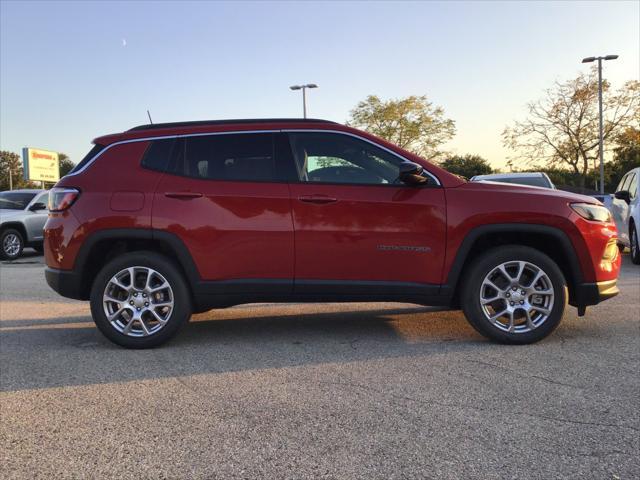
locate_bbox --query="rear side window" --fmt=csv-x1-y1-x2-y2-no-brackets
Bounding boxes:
172,133,276,182
141,138,176,172
68,144,105,175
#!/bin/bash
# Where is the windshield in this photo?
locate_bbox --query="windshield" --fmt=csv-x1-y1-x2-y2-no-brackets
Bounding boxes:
0,192,37,210
492,177,551,188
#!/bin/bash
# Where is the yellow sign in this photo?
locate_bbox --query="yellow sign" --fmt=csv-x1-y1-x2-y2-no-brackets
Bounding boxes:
22,148,60,182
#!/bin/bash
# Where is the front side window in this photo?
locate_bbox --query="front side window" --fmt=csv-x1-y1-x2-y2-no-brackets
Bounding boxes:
172,133,276,182
628,173,637,199
34,192,49,208
616,174,629,193
288,132,434,185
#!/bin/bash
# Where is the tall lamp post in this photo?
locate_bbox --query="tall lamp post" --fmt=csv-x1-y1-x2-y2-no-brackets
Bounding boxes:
581,54,618,194
289,84,318,118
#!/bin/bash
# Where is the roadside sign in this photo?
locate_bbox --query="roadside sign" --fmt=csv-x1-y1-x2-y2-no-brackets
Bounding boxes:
22,148,60,183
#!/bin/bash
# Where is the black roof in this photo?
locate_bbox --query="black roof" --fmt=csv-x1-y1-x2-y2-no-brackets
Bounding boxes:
128,118,336,132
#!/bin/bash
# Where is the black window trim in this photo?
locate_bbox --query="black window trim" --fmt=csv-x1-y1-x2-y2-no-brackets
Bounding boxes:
68,128,442,188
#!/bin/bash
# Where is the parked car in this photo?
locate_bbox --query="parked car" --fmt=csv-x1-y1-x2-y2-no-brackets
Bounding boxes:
471,172,555,189
44,119,620,348
611,167,639,264
0,189,49,260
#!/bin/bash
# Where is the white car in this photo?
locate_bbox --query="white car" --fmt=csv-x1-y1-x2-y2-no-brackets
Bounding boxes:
611,167,639,264
470,172,555,189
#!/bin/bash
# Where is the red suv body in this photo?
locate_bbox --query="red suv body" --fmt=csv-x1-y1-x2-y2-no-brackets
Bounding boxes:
44,119,620,348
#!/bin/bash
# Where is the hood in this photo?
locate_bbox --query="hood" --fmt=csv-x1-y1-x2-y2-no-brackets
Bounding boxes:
0,209,27,221
459,180,601,205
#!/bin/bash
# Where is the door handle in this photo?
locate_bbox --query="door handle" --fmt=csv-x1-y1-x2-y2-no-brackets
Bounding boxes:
164,192,203,199
298,195,338,205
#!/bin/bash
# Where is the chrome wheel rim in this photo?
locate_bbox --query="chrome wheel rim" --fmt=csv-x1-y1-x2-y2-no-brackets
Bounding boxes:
3,234,21,257
103,266,174,337
479,260,555,333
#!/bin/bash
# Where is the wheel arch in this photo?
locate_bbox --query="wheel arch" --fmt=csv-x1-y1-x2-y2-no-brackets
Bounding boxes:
1,222,27,241
442,224,584,307
73,229,200,300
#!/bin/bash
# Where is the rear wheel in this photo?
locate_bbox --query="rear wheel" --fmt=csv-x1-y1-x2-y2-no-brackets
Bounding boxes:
90,251,192,348
1,229,24,260
461,246,567,344
630,221,640,265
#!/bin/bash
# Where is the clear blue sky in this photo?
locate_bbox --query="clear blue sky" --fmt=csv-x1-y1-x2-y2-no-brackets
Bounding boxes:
1,0,638,169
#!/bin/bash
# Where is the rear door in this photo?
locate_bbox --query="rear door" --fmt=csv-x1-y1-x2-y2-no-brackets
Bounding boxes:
151,132,295,292
285,131,447,295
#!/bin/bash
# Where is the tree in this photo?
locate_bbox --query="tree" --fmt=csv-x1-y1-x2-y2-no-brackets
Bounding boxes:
439,154,493,179
58,153,75,177
347,95,456,159
608,127,640,190
0,151,34,191
503,69,639,187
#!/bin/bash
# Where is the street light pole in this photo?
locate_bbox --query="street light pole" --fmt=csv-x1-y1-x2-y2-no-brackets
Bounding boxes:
581,54,618,194
289,84,318,118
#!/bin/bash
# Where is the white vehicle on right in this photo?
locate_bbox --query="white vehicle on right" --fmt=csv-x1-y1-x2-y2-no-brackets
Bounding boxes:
611,167,640,264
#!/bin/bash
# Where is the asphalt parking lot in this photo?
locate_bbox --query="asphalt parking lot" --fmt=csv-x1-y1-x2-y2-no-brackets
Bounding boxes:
1,251,638,479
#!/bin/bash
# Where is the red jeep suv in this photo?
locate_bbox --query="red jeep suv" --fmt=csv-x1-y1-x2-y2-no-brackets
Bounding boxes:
44,119,621,348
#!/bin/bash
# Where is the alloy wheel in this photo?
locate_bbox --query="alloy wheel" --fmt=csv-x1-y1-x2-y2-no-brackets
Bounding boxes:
3,233,21,257
479,260,555,333
102,266,174,337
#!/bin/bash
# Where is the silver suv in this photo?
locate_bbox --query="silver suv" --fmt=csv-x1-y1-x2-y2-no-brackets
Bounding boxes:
0,189,49,260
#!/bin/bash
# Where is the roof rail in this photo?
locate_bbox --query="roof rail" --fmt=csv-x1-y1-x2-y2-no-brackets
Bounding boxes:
128,118,337,132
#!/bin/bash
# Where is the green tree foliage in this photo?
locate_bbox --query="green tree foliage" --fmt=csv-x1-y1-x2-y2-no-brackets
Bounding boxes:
439,154,494,179
503,69,639,188
347,95,456,159
58,153,76,177
0,151,37,191
608,127,640,190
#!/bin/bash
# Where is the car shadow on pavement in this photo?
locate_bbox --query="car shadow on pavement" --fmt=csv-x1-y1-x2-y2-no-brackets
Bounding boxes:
0,305,486,392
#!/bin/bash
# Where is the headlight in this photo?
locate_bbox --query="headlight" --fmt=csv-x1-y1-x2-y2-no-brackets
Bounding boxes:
570,203,612,222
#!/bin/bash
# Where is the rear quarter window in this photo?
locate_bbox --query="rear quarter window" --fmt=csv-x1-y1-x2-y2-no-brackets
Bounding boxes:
68,144,105,175
140,139,176,172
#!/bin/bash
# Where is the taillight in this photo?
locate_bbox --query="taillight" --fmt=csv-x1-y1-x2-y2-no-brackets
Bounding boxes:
49,187,80,212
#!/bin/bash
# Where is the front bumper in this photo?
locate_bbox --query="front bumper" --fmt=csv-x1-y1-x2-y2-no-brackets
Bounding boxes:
571,279,619,309
45,267,87,300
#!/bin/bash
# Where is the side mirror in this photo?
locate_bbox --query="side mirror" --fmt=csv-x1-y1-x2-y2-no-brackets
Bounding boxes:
614,190,631,204
29,202,47,212
398,162,427,185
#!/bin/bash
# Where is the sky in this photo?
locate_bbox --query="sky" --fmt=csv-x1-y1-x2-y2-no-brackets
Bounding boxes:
1,0,638,169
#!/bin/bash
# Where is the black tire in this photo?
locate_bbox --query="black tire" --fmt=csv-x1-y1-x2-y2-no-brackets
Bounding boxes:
630,221,640,265
461,245,568,344
90,251,192,348
0,228,24,260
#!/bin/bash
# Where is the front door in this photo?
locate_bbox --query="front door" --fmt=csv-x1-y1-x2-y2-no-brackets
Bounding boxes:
286,131,447,294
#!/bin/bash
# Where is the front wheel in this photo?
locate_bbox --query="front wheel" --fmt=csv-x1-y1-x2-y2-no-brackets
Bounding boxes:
461,246,568,344
1,229,24,260
90,251,192,348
